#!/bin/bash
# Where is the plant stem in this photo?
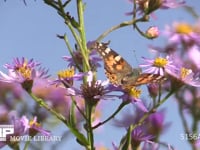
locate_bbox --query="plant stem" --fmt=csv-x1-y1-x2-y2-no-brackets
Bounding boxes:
92,102,128,129
23,139,31,150
85,104,94,150
96,16,148,41
77,0,90,72
29,92,67,125
131,90,174,130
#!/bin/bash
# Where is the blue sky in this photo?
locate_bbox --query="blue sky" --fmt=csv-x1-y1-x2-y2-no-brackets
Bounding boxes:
1,0,200,150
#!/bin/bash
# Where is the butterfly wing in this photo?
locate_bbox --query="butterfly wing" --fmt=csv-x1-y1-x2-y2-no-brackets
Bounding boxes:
94,42,134,85
93,42,165,90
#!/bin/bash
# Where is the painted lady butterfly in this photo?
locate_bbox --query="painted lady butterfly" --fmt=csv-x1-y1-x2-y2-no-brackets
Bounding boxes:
92,42,165,91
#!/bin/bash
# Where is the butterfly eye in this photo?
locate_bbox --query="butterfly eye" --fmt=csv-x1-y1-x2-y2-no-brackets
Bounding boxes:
121,77,129,84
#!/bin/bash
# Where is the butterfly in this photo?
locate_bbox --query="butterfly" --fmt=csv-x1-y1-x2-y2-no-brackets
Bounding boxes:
92,42,165,91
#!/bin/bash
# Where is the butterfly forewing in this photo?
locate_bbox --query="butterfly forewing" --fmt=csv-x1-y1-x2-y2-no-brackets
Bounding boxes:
94,42,133,85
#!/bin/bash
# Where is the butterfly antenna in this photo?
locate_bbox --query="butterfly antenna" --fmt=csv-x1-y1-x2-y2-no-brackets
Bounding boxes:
132,49,140,67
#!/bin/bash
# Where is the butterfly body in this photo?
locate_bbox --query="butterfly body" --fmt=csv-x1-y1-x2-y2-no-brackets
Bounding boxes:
92,42,164,91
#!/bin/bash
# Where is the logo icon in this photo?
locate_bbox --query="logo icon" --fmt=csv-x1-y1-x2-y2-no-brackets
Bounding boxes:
0,125,14,141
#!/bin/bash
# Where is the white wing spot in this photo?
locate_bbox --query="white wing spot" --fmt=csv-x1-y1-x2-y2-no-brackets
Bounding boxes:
101,52,106,56
105,48,111,54
115,55,121,61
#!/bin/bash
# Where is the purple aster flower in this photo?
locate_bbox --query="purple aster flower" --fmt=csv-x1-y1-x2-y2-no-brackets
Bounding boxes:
113,108,171,149
0,115,29,148
131,126,155,147
0,81,23,101
120,87,148,112
21,116,50,136
0,58,49,91
146,109,171,136
53,67,86,88
163,22,200,46
4,57,40,70
187,45,200,70
195,139,200,147
112,127,155,150
160,0,185,9
140,55,178,76
126,0,185,16
170,67,200,87
113,107,169,137
63,43,102,71
67,71,118,105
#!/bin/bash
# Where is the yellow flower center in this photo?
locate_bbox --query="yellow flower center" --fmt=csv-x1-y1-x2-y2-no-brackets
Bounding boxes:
57,67,75,79
175,23,193,34
129,87,141,99
29,119,40,127
153,57,168,67
180,67,192,79
16,60,32,79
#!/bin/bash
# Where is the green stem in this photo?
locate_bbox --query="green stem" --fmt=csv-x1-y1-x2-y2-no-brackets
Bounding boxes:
92,102,128,129
23,139,31,150
71,96,87,120
157,83,162,103
77,0,90,73
96,16,148,41
85,104,94,150
132,90,174,130
56,0,83,52
29,92,67,125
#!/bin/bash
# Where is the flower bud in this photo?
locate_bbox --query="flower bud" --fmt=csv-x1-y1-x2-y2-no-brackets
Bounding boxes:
147,83,159,98
146,0,162,14
146,26,159,39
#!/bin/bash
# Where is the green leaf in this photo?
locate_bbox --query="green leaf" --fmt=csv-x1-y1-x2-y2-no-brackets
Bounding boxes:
68,125,89,147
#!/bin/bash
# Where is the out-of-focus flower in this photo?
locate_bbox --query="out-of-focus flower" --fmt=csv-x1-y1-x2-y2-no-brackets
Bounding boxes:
113,108,169,135
0,58,49,91
169,67,200,87
0,105,9,123
131,126,155,147
195,139,200,147
0,81,23,100
147,83,160,98
120,87,148,112
140,56,178,76
0,115,50,149
32,78,85,124
146,109,171,137
113,108,170,149
63,47,102,71
146,26,159,39
187,45,200,70
163,22,200,46
160,0,185,9
21,116,50,137
126,0,185,16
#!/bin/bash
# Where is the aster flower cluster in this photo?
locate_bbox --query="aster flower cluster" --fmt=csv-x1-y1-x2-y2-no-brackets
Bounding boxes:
140,19,200,149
